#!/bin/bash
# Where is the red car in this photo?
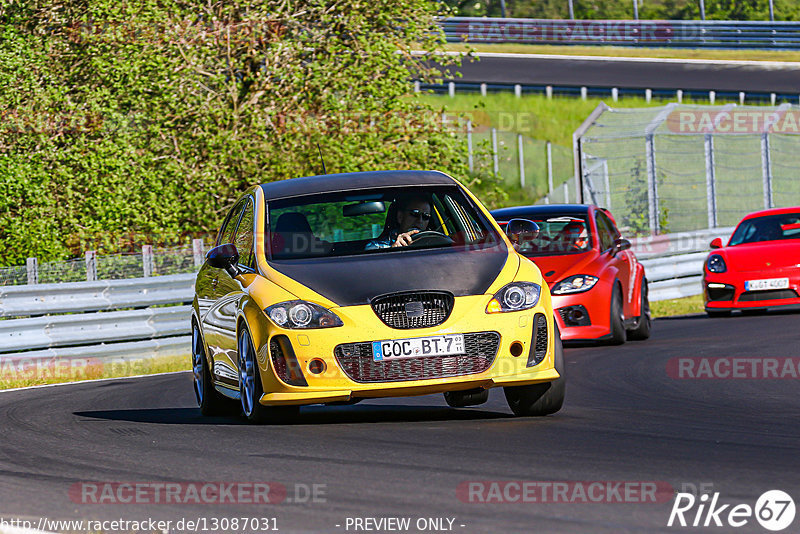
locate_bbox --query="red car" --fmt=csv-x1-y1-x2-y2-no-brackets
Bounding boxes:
704,206,800,317
491,204,650,344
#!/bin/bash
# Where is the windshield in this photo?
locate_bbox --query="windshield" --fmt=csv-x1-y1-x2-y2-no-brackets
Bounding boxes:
266,186,501,260
507,214,592,256
729,213,800,246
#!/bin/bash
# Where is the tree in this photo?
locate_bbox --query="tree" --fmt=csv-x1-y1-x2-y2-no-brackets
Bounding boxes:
0,0,474,264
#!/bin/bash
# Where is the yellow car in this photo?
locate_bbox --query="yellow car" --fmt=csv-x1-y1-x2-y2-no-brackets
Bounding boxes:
192,170,565,423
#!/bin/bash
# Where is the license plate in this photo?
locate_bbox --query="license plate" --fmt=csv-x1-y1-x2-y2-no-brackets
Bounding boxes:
372,334,465,362
745,278,789,291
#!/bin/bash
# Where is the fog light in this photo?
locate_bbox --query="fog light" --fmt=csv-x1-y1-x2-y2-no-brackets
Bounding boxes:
510,342,524,357
308,358,326,375
568,309,585,322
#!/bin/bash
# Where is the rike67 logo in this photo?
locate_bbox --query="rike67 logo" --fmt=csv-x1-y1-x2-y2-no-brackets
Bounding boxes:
668,490,795,531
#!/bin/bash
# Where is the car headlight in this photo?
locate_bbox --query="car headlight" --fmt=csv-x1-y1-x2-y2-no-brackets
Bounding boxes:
552,275,599,295
265,301,343,329
486,282,541,313
707,254,727,273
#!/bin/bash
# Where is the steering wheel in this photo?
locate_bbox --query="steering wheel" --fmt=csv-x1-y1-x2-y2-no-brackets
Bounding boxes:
408,230,454,248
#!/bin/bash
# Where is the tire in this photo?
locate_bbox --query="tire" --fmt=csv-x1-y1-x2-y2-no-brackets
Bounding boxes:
238,327,299,424
444,388,489,408
706,310,732,318
504,322,566,417
627,277,652,341
608,282,627,345
192,322,235,416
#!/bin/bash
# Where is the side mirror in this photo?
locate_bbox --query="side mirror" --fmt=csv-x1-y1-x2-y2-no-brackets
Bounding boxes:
710,238,723,249
206,243,241,278
505,219,540,251
613,238,631,254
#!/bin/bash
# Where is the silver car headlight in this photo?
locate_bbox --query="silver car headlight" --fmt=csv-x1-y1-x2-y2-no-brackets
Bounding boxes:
265,301,343,329
486,282,541,313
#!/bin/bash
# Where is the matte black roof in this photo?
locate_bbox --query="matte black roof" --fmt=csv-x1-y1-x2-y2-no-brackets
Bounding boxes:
260,170,457,200
490,204,591,220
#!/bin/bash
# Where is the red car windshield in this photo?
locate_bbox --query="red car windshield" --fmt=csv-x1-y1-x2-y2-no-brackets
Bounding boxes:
729,213,800,246
515,215,592,256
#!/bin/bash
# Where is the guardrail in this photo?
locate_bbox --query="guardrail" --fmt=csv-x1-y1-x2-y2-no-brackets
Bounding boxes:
419,82,797,107
0,234,726,365
630,227,734,259
0,306,191,353
637,227,733,301
0,273,195,367
440,17,800,49
641,254,706,302
0,273,196,317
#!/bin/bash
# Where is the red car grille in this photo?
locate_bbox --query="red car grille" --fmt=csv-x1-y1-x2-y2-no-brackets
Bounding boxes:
738,289,799,302
334,332,500,383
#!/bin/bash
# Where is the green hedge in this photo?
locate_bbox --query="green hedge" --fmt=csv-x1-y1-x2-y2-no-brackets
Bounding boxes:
0,0,498,266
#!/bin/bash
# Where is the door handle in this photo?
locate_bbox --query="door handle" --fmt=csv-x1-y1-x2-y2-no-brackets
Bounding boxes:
211,278,219,288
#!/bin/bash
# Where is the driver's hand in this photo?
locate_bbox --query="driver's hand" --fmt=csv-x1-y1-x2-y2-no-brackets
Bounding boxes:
392,229,419,247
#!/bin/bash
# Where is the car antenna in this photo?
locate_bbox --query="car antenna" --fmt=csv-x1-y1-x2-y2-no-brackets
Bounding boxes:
316,143,327,175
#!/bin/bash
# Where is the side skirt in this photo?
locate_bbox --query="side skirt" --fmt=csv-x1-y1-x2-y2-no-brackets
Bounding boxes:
215,383,241,400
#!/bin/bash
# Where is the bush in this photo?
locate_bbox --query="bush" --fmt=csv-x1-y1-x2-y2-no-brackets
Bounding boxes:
0,0,488,265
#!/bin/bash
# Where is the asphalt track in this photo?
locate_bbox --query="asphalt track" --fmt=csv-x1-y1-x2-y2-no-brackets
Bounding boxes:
1,311,799,533
447,53,800,93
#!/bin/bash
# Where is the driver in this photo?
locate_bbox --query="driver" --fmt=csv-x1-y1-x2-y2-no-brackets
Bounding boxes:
366,193,432,249
560,221,589,251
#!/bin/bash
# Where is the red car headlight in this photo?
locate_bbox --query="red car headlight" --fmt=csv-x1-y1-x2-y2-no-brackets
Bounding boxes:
707,254,727,273
552,275,599,295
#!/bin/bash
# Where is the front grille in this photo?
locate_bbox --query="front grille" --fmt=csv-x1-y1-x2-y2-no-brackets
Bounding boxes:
334,332,500,383
528,313,548,367
370,291,454,329
738,289,799,302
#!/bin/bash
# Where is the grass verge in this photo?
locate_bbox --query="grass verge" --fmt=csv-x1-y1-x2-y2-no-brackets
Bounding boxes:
445,43,800,63
651,294,705,318
0,354,191,390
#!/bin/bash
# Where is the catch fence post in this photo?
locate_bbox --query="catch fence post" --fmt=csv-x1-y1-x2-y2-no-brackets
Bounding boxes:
26,257,38,285
192,239,205,268
645,134,660,234
467,120,474,173
761,133,774,209
517,134,525,188
491,128,499,177
142,245,154,277
85,251,97,282
704,134,718,228
546,142,554,205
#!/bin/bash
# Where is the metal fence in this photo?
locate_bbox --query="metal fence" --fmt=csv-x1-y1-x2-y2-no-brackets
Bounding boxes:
572,103,800,234
439,18,800,49
444,115,574,202
0,245,717,368
0,274,195,367
1,240,207,287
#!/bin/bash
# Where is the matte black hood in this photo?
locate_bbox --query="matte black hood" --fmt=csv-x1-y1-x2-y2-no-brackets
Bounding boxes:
268,245,510,307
